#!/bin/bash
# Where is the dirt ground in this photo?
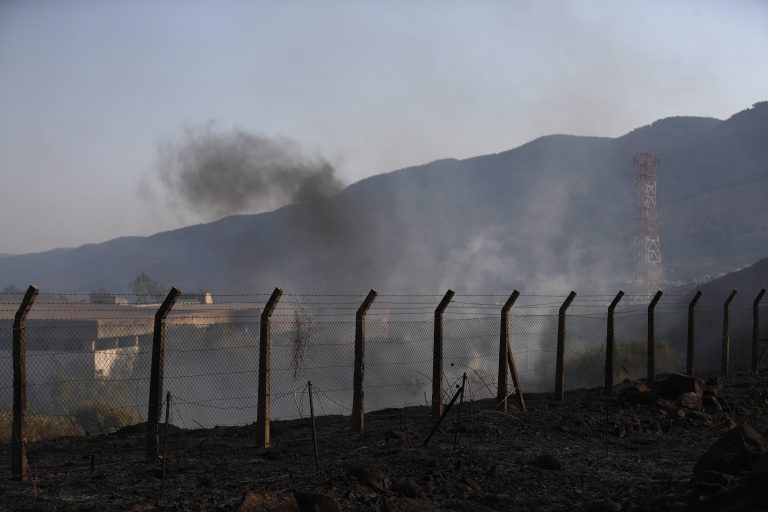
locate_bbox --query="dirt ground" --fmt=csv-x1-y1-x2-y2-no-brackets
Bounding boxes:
1,373,766,512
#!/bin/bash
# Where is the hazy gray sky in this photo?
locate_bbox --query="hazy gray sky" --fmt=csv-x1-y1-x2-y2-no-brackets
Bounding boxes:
1,0,766,254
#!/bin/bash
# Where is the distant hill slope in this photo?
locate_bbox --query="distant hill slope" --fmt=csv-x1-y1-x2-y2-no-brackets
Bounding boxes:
2,102,768,294
700,258,768,302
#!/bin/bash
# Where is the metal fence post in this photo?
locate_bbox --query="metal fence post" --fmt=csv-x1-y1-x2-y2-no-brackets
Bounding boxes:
605,290,624,395
647,291,663,386
11,285,39,481
686,290,702,376
721,290,737,378
257,287,283,449
555,291,577,401
752,289,766,375
351,289,377,433
146,287,180,461
432,289,455,419
497,291,520,412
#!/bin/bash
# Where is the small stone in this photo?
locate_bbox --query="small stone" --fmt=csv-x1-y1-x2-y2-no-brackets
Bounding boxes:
386,429,408,444
621,384,655,404
486,463,500,478
347,465,390,492
703,395,723,413
583,500,622,512
384,497,442,511
678,392,702,410
238,491,299,512
293,491,341,512
392,479,422,498
532,452,562,471
687,411,712,424
460,477,481,491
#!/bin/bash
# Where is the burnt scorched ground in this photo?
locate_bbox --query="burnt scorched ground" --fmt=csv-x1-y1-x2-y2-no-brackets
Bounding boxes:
1,373,767,512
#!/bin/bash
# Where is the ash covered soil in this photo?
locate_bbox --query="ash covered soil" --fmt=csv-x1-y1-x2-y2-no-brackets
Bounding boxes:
1,373,767,512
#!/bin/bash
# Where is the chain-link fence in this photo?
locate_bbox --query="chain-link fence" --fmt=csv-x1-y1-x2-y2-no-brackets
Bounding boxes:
2,289,768,447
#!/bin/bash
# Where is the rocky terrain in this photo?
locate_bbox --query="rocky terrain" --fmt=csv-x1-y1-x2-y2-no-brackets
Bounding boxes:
1,372,767,512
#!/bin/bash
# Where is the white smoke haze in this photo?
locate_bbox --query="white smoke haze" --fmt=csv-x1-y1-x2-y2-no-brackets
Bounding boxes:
153,125,344,221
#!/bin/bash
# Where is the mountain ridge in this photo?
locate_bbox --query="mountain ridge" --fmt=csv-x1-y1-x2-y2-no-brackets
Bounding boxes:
2,102,767,293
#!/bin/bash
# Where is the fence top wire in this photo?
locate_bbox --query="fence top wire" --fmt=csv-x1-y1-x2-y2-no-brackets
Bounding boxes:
3,289,766,326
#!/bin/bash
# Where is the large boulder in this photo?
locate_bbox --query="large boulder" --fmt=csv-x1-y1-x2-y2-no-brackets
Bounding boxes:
694,425,768,478
693,425,768,510
654,373,703,399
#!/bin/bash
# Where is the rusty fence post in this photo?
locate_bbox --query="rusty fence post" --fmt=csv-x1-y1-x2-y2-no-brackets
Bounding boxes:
721,290,737,378
146,287,181,461
753,289,766,375
497,291,520,412
432,289,455,419
12,285,39,481
647,291,663,386
604,290,624,395
257,287,283,449
554,291,577,401
351,289,377,433
686,290,702,376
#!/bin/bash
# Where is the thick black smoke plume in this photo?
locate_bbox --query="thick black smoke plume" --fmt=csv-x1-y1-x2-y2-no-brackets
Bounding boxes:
157,125,343,218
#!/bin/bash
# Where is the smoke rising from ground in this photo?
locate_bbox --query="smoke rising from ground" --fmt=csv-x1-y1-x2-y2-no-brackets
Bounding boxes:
156,126,343,219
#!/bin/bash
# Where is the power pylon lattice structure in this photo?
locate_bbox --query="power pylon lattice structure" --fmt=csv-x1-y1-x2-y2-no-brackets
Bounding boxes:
631,152,663,300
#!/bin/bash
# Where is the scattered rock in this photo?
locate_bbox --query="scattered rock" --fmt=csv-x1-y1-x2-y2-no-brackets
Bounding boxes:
532,453,562,471
385,429,409,444
457,477,480,491
621,384,655,404
129,502,156,512
238,491,299,512
486,463,500,478
583,500,622,512
384,496,442,511
687,411,713,424
706,377,723,393
678,392,702,410
347,465,390,492
392,479,422,498
293,491,341,512
704,395,723,413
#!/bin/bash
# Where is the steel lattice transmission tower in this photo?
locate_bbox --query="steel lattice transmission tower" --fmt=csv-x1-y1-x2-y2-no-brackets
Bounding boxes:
631,152,663,300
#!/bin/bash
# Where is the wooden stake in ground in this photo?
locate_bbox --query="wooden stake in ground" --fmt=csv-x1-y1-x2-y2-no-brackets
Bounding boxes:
308,381,319,470
453,373,467,450
423,382,465,447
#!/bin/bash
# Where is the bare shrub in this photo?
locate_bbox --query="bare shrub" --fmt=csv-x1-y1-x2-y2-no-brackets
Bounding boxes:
291,306,315,380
